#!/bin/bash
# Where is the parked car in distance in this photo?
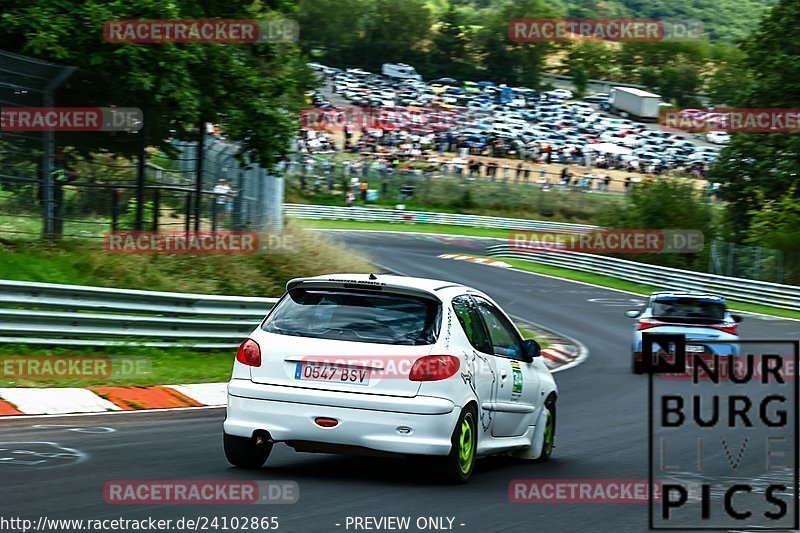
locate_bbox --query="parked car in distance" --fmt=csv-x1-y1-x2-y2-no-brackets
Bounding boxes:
706,130,731,144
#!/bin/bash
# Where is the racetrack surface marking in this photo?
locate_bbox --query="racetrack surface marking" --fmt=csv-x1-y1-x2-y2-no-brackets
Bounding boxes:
90,386,203,411
0,384,226,417
438,253,512,268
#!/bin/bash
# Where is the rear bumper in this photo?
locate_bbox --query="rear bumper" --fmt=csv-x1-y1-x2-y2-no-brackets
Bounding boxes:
224,380,460,456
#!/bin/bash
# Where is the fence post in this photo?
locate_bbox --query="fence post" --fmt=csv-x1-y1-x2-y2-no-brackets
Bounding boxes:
40,66,76,238
184,192,192,234
135,109,147,230
234,167,244,229
152,188,160,232
255,166,265,228
194,121,206,231
111,189,120,231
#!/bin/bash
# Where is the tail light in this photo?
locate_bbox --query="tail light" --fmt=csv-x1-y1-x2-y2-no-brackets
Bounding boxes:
636,319,664,331
409,355,460,381
710,323,738,335
236,338,261,367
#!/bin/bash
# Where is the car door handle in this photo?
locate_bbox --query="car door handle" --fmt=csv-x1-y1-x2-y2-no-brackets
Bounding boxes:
500,370,507,379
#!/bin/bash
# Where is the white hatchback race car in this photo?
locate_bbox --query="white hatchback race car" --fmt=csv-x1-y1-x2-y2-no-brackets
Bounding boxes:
224,274,558,483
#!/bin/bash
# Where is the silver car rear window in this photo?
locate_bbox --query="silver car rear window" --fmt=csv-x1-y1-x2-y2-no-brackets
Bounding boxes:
263,289,441,345
652,298,726,321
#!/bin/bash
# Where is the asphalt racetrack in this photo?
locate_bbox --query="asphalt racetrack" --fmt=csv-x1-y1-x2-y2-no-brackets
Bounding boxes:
2,232,798,532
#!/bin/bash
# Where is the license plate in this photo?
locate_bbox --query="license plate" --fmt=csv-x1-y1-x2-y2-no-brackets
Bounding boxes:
295,362,370,385
686,345,705,353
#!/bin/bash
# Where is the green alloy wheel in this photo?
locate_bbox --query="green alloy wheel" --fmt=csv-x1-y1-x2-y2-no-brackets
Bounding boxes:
536,397,557,462
458,412,476,475
437,405,478,484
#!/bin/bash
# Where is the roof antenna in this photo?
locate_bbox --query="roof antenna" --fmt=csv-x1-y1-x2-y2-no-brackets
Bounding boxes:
368,273,378,280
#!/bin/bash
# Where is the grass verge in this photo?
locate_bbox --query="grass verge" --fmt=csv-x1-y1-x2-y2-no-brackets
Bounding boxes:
0,223,372,296
296,218,512,239
516,326,549,349
0,344,234,388
0,225,376,388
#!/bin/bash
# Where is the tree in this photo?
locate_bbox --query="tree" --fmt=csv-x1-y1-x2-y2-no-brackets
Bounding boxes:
745,187,800,283
746,187,800,249
357,0,432,72
639,66,661,90
599,179,716,269
658,63,702,107
571,63,588,97
710,0,800,238
618,42,704,71
0,0,306,168
566,0,626,18
296,0,369,68
427,4,476,80
564,41,616,80
707,47,749,105
738,0,800,108
473,0,562,87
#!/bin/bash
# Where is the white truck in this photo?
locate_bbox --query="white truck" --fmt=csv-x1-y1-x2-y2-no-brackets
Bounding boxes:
607,87,660,122
381,63,422,82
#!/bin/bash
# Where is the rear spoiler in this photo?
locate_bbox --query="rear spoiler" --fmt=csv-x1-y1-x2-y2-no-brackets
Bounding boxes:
286,277,443,302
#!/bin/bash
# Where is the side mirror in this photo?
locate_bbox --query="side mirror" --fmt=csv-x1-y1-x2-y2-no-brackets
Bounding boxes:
731,314,744,323
521,339,541,363
625,309,642,318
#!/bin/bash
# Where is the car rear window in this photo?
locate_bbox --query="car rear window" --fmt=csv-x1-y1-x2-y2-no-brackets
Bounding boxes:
651,298,726,322
262,289,441,345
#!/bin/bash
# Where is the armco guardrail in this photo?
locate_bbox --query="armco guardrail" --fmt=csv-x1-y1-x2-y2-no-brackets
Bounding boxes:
0,280,278,348
485,245,800,312
285,203,597,232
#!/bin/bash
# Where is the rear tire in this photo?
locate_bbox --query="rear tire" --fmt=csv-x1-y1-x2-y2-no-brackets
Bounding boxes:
436,405,477,484
534,396,556,462
224,432,272,469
